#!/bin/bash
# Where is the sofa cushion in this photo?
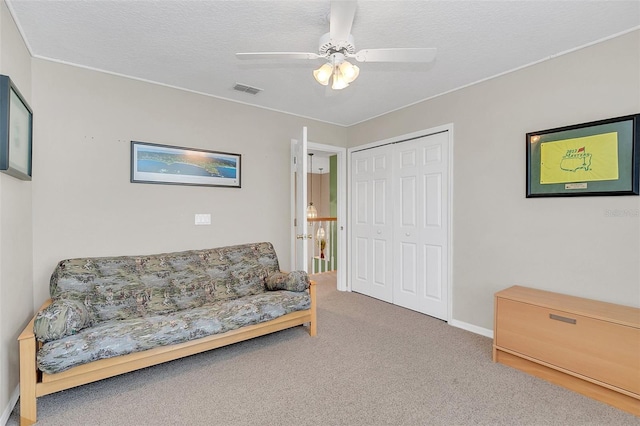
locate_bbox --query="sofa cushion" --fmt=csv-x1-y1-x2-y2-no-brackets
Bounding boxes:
36,290,310,374
33,299,92,343
265,271,310,292
47,242,282,323
222,243,279,297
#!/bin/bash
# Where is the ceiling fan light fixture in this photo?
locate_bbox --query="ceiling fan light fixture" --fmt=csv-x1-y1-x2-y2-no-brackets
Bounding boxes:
331,66,349,90
338,61,359,83
313,63,333,86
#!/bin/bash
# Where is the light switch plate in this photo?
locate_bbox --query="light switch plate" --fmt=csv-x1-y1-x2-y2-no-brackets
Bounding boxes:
194,213,211,225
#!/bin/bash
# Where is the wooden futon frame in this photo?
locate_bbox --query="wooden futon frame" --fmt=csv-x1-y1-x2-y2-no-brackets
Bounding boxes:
18,282,316,425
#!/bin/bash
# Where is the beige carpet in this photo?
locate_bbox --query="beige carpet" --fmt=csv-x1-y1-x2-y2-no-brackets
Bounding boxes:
8,272,639,425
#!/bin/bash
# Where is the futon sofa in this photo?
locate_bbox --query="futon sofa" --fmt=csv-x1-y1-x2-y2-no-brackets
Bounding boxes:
18,242,316,425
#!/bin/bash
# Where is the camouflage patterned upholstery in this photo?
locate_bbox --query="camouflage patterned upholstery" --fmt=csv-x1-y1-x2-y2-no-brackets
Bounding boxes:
34,242,311,374
265,270,310,292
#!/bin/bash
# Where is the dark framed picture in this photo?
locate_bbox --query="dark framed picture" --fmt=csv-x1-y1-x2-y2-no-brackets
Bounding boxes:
526,114,639,197
0,74,33,181
131,141,241,188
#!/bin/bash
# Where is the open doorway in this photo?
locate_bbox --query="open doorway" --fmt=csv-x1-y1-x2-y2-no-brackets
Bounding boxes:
291,137,347,292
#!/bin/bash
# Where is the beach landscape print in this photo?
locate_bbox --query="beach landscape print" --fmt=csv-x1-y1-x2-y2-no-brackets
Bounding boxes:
131,141,241,187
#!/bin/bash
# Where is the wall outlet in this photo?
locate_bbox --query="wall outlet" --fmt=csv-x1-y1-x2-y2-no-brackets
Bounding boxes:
194,214,211,225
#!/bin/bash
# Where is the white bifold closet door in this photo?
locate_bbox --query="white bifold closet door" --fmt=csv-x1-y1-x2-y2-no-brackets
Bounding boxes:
351,131,449,320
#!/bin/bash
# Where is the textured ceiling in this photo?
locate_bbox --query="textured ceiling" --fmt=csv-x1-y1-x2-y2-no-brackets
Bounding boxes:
6,0,640,126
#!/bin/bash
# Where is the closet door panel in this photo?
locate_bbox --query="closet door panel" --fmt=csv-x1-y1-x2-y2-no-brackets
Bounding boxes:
400,176,417,227
425,244,443,300
418,132,449,320
424,174,442,228
394,143,422,311
373,238,388,287
354,236,368,282
350,147,393,302
393,133,449,319
400,242,418,295
351,152,371,295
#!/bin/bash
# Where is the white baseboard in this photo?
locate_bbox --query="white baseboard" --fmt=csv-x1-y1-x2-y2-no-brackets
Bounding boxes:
449,319,494,339
1,385,19,426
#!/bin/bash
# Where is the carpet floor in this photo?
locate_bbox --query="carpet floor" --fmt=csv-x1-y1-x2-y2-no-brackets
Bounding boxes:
8,272,639,425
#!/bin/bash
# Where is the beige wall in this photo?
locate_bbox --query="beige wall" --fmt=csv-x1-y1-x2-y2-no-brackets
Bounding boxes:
31,59,347,306
0,0,33,419
348,30,640,329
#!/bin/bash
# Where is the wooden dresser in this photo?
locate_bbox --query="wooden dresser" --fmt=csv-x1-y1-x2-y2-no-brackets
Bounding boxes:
493,285,640,416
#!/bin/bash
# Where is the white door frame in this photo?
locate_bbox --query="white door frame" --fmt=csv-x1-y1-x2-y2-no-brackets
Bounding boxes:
347,123,454,321
290,139,348,292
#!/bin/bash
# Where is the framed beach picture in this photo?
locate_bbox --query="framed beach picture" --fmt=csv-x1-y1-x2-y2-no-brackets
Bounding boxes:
131,141,241,188
0,74,33,181
526,114,639,197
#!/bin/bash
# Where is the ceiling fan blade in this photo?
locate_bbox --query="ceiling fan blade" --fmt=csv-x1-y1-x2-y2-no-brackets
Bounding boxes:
329,1,357,44
236,52,322,60
354,48,437,63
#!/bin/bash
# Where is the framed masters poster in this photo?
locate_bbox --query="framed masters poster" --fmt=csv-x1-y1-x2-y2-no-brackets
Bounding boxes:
526,114,639,197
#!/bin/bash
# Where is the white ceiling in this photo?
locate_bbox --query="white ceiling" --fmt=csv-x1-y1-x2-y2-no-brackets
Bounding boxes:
6,1,640,127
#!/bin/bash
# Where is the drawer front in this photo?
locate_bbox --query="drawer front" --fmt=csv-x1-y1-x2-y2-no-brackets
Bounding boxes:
496,298,640,395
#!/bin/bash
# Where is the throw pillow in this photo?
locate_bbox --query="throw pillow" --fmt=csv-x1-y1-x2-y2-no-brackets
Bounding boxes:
264,270,309,292
33,299,92,342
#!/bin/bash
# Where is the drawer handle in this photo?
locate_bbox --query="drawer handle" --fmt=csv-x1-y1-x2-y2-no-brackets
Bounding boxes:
549,313,576,324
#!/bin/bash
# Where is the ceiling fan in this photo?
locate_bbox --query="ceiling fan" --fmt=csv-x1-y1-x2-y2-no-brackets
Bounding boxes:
236,0,437,90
